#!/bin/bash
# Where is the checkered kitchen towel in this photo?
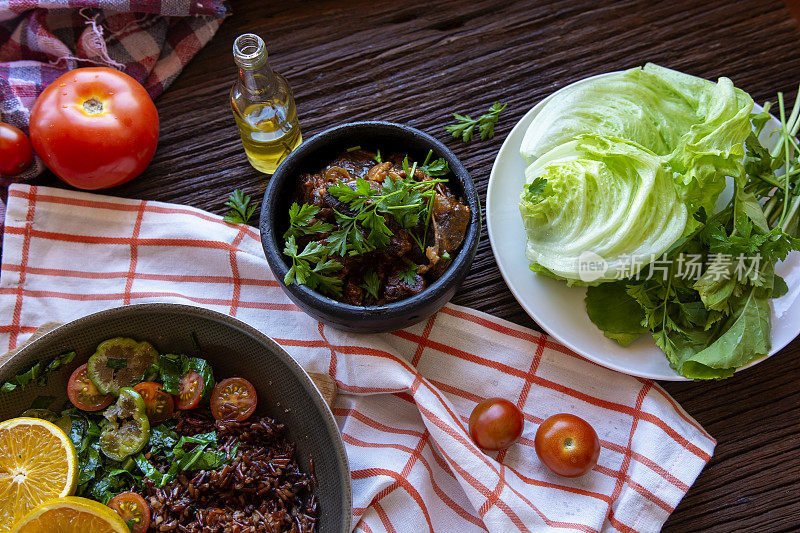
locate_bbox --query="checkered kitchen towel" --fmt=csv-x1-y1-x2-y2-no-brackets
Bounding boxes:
0,0,229,190
0,184,717,532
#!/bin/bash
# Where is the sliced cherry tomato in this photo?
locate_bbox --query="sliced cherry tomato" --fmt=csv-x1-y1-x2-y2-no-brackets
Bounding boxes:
29,67,159,189
0,122,34,176
67,363,113,411
468,398,524,451
108,491,150,533
133,381,174,423
211,377,257,421
175,370,204,410
534,413,600,477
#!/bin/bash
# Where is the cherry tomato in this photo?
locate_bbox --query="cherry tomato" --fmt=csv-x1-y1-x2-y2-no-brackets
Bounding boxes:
133,381,174,423
211,377,258,421
29,67,159,190
175,370,204,410
0,122,34,176
534,413,600,477
468,398,524,451
108,491,150,533
67,363,113,411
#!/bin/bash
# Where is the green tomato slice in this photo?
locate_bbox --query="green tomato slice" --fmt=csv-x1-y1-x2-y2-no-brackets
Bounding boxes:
86,337,158,395
100,387,150,461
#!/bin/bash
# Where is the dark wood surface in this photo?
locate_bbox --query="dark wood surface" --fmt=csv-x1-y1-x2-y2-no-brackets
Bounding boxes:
32,0,800,530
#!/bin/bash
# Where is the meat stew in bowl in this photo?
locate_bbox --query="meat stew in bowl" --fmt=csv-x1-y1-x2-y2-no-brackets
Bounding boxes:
283,148,471,306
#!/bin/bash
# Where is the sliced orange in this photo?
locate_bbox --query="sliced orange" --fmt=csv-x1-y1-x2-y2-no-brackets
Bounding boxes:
11,496,129,533
0,418,78,532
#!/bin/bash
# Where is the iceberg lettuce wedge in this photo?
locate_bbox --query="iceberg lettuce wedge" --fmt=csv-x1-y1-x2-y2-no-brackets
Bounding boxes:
520,135,687,282
519,63,754,282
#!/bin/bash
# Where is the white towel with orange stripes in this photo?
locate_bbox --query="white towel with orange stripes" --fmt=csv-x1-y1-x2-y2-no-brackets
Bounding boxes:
0,184,715,533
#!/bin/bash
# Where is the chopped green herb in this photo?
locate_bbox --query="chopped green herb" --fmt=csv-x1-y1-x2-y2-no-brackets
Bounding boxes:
374,149,382,163
106,357,127,370
156,353,185,396
1,350,75,393
346,145,362,152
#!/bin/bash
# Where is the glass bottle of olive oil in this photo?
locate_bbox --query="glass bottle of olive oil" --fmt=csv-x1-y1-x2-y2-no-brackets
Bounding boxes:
230,33,302,174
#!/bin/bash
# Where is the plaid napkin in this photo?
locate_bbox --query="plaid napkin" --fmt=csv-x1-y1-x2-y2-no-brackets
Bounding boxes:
0,184,716,533
0,0,229,190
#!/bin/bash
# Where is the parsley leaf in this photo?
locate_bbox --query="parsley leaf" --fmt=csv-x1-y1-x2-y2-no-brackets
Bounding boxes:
420,149,450,177
399,264,417,285
283,236,343,298
223,189,258,225
522,177,547,200
445,101,507,142
284,203,333,240
361,270,381,300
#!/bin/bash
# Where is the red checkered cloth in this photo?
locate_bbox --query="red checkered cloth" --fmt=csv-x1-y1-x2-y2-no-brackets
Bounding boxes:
0,183,716,533
0,0,229,192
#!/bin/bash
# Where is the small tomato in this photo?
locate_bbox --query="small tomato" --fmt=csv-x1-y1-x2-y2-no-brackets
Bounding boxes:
534,413,600,477
469,398,524,450
0,122,34,176
29,67,159,189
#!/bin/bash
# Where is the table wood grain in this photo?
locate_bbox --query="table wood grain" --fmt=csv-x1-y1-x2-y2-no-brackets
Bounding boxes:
30,0,800,530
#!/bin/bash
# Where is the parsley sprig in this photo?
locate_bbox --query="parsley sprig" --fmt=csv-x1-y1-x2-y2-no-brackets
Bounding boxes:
283,236,343,298
223,189,257,225
445,101,507,142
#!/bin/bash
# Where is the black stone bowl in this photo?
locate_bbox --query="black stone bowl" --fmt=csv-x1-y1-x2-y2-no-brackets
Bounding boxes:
0,304,351,532
260,121,481,333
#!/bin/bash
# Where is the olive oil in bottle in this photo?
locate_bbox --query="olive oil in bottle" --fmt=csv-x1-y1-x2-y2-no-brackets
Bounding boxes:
230,33,302,174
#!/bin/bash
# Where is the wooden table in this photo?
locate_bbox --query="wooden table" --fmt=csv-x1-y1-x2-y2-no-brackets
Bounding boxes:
32,1,800,530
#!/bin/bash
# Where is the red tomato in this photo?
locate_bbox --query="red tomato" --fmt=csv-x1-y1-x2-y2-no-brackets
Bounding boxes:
0,122,34,176
468,398,524,451
175,370,204,410
211,377,258,421
534,413,600,477
108,491,150,533
29,67,159,190
133,381,175,423
67,363,113,411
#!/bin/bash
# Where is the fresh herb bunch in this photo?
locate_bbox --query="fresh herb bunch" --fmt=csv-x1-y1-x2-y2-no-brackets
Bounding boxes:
283,151,449,298
585,90,800,379
223,189,257,225
446,101,507,142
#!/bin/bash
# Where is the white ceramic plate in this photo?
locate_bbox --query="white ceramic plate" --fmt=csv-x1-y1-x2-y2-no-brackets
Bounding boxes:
487,73,800,380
